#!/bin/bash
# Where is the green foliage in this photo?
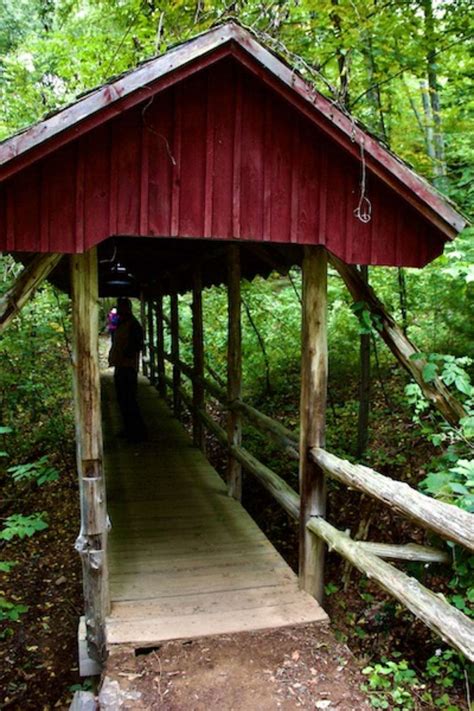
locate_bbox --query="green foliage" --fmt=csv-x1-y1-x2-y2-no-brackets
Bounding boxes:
7,455,59,486
0,513,48,540
361,656,419,709
351,301,383,335
425,649,464,689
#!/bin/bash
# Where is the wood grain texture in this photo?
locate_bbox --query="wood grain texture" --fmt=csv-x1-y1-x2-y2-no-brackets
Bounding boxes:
0,53,454,267
226,244,242,500
299,246,328,603
102,375,327,647
71,249,109,663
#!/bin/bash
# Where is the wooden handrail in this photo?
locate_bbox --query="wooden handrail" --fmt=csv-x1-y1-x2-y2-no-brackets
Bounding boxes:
163,352,299,458
307,518,474,661
170,381,474,659
312,448,474,552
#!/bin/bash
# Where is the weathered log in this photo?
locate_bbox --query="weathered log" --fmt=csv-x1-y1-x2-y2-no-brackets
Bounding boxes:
192,400,300,521
227,244,242,500
164,351,299,458
192,269,206,452
232,399,299,459
307,518,474,661
170,293,181,418
312,448,474,552
139,291,148,378
0,253,62,333
357,542,450,563
71,250,108,664
147,300,156,384
155,294,166,399
299,246,328,602
330,254,467,427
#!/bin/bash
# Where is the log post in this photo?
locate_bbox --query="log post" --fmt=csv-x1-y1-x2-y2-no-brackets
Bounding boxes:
170,292,181,418
155,293,166,399
140,291,148,378
192,268,206,452
71,249,109,664
0,253,62,334
226,245,242,500
299,246,328,602
147,300,156,384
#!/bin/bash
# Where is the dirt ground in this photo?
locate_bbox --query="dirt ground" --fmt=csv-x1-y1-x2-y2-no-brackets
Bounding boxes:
101,623,371,710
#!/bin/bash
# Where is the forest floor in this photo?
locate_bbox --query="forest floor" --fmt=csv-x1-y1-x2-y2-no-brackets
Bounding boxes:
0,363,470,709
101,624,370,710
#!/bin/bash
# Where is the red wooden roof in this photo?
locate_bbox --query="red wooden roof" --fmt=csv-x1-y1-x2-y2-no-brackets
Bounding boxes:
0,22,466,272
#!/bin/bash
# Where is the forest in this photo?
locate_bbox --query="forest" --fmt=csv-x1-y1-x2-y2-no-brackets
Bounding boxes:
0,0,473,709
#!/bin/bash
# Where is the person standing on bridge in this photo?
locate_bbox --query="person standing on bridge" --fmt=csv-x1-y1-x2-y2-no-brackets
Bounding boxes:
108,297,147,443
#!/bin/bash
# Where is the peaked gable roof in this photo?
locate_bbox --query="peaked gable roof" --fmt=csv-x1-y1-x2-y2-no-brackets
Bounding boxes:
0,21,465,242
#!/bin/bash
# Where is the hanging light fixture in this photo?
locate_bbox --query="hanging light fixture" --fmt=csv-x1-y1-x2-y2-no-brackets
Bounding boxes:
105,261,135,288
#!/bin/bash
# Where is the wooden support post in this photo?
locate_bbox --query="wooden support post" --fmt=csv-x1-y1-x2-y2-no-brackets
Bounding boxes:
170,293,181,418
0,253,62,334
227,244,242,500
299,246,328,602
140,291,148,378
147,300,156,384
192,268,206,452
155,293,166,399
71,249,109,664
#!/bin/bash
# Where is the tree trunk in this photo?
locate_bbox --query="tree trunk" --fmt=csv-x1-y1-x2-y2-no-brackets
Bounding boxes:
226,245,242,500
70,249,109,664
299,246,328,602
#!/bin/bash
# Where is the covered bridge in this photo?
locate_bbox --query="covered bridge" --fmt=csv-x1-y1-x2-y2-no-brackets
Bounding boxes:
1,22,472,669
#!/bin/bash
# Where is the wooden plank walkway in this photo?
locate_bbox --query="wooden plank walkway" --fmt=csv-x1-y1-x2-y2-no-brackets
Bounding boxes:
102,374,327,648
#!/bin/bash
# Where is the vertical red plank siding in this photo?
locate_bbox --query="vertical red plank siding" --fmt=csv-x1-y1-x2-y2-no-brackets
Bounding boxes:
75,143,85,252
239,70,265,241
297,121,320,246
171,86,182,236
0,59,449,266
178,74,207,237
269,96,293,244
46,145,76,252
210,61,235,239
232,71,243,239
324,145,345,255
7,166,41,251
262,91,273,241
140,116,149,235
84,124,111,249
147,88,174,236
39,164,50,252
204,73,215,238
114,110,140,235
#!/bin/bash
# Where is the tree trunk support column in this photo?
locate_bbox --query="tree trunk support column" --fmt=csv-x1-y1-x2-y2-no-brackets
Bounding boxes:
192,269,206,452
147,300,156,384
170,293,181,418
299,246,328,603
140,291,148,378
71,248,109,664
227,244,242,500
155,293,166,399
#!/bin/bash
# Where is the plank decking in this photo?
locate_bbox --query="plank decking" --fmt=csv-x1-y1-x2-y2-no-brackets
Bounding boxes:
102,374,327,647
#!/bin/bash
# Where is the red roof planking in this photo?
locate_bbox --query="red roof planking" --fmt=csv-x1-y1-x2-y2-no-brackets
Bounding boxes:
0,22,467,267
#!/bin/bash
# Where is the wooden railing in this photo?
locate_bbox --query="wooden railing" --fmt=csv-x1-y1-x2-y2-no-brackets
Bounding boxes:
133,322,474,661
152,350,474,660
